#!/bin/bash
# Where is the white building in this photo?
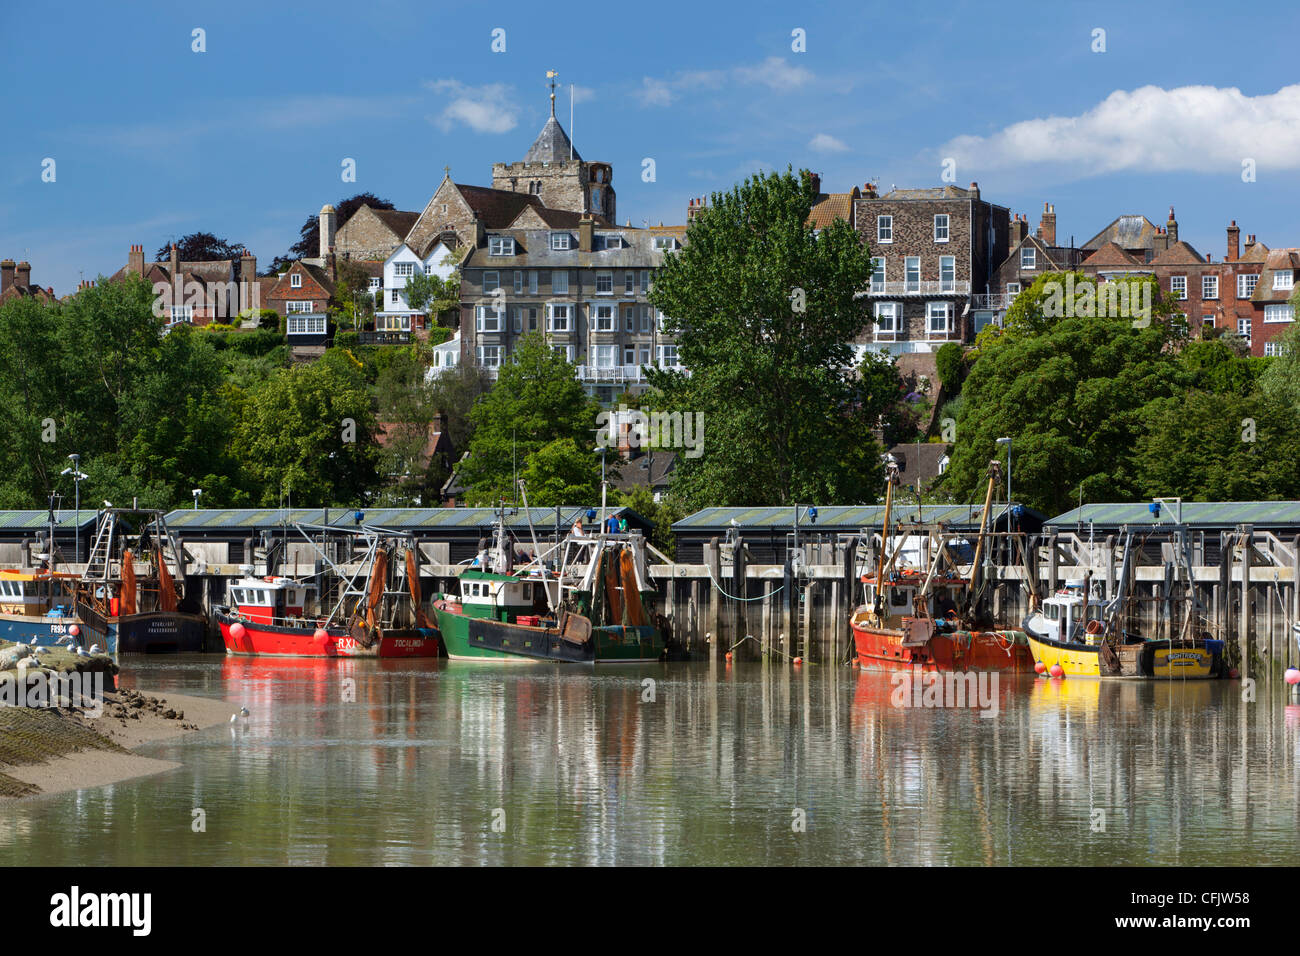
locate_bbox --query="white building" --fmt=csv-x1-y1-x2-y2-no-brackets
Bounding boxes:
378,240,457,332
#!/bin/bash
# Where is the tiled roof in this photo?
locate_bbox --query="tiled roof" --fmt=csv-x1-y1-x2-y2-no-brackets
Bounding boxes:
876,185,978,200
1239,241,1270,263
513,205,612,230
455,184,543,229
370,209,420,237
1251,249,1300,302
1082,215,1160,253
1150,241,1205,266
461,227,668,269
1083,241,1143,269
808,190,859,229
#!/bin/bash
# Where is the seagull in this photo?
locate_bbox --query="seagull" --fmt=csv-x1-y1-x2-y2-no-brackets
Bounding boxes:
89,644,102,655
240,707,250,718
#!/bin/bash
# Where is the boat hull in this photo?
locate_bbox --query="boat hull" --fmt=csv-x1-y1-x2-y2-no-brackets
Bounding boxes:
217,612,440,659
0,614,104,654
84,611,209,654
434,604,593,662
1024,630,1221,679
853,618,1033,673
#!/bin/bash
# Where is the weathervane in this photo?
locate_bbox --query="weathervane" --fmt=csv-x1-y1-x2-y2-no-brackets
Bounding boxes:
546,70,558,116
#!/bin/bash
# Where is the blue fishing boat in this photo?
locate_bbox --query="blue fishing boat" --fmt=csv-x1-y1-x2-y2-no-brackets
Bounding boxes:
0,570,102,652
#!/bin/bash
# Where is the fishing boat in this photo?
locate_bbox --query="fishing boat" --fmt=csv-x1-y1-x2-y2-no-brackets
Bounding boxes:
851,457,1034,673
0,570,92,650
432,489,665,664
1022,573,1222,679
75,508,208,654
215,524,440,659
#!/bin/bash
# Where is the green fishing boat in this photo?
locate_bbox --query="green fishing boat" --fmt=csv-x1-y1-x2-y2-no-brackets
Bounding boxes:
432,501,665,664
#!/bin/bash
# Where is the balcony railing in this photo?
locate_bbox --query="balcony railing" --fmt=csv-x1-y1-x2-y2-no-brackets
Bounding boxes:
970,293,1013,310
359,330,412,345
575,364,690,384
864,280,971,296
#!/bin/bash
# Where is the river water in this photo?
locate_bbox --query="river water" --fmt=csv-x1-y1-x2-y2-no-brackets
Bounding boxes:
3,657,1299,866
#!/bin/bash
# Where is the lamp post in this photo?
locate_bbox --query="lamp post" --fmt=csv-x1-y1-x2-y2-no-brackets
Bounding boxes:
192,488,203,510
60,455,87,564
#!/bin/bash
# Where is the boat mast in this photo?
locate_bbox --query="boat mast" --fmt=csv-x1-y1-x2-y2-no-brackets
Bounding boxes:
963,459,1001,618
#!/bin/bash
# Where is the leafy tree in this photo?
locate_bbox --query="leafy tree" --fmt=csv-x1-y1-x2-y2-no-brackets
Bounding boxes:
1134,390,1300,500
520,438,600,506
1260,321,1300,415
402,257,462,326
1177,338,1260,396
427,361,492,455
230,349,379,506
459,333,598,505
332,258,376,331
934,342,965,390
647,167,882,507
154,232,245,262
286,193,395,261
947,301,1184,515
0,296,69,506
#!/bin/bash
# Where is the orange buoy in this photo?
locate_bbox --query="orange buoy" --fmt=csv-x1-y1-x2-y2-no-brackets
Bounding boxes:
1048,663,1064,678
793,656,803,665
230,622,246,641
725,651,732,661
1034,661,1046,675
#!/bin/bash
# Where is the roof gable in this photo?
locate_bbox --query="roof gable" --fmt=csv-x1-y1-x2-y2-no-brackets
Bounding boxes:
1082,215,1160,253
1150,240,1205,266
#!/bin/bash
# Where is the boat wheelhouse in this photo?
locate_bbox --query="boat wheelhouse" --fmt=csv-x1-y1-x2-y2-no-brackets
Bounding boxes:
0,570,93,651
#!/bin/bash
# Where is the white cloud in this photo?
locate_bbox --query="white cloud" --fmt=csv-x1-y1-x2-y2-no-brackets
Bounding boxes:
735,57,813,92
809,133,849,153
939,84,1300,176
636,59,811,107
570,85,596,105
425,79,519,134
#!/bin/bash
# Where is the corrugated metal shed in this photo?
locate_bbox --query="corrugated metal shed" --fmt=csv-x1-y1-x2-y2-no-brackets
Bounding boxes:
1047,501,1300,529
673,504,1024,530
0,510,99,531
163,506,646,532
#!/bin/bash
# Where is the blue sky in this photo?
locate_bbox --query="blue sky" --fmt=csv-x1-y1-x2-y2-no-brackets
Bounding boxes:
5,0,1300,293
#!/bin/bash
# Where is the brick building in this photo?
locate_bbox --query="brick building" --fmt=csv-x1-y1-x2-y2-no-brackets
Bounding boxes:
108,243,260,325
853,182,1010,376
1249,247,1298,355
0,259,56,305
989,203,1087,320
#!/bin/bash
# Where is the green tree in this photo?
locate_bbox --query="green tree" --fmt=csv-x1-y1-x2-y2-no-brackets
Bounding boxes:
231,349,379,505
520,438,600,506
1260,320,1300,414
402,252,462,326
1134,390,1300,500
948,295,1184,515
647,167,882,507
459,333,598,505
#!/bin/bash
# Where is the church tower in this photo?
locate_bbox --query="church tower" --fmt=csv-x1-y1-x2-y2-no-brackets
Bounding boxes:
491,71,616,222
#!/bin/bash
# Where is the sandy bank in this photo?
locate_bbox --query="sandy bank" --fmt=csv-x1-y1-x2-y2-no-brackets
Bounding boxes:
0,687,233,800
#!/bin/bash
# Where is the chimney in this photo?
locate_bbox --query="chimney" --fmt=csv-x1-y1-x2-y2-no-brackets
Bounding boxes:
319,204,337,259
15,261,31,290
169,243,179,277
809,172,822,195
1227,221,1240,262
969,181,980,200
1010,213,1028,246
128,243,145,277
1166,206,1178,246
862,182,878,199
0,259,13,295
687,196,707,222
1040,202,1057,246
579,215,594,253
240,248,257,311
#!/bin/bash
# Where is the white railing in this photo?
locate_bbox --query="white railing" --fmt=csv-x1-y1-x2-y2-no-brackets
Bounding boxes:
970,293,1013,310
575,364,690,384
864,280,971,296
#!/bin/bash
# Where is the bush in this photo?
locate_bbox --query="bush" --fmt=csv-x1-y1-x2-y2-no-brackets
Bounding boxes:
334,330,359,351
935,342,965,388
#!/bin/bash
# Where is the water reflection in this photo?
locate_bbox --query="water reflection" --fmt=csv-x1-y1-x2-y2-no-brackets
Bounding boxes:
1,658,1298,865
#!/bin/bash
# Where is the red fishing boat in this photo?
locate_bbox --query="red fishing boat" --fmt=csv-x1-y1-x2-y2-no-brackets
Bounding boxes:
216,525,439,659
851,457,1034,674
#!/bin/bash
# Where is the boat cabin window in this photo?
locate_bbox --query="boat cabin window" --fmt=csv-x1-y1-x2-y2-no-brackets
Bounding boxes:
521,583,531,600
1046,604,1060,621
890,589,911,608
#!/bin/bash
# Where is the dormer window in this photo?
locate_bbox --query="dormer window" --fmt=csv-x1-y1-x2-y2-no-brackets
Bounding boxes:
290,273,302,288
1274,270,1294,291
489,237,515,256
597,234,622,250
550,232,571,251
653,236,676,250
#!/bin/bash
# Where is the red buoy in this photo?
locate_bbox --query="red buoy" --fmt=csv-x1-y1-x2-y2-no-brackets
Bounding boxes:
230,622,246,641
69,624,80,637
1048,663,1065,678
314,628,329,644
1034,661,1046,675
724,651,732,661
1286,668,1300,686
793,657,803,665
1229,668,1240,679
